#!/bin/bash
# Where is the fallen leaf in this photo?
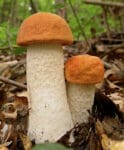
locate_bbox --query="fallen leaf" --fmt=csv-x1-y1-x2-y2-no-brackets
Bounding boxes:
19,133,32,150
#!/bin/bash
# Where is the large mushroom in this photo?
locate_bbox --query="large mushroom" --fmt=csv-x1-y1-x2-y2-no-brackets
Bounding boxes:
17,12,73,143
65,55,104,125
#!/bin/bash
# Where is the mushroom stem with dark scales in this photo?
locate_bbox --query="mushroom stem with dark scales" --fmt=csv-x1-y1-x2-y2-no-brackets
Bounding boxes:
17,12,74,143
65,55,104,125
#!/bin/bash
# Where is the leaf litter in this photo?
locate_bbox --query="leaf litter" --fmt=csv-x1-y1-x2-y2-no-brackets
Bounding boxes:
0,32,124,149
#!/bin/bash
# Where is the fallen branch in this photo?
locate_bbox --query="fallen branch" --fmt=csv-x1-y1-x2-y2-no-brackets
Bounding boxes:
0,76,27,90
84,0,124,8
99,38,124,42
106,43,124,49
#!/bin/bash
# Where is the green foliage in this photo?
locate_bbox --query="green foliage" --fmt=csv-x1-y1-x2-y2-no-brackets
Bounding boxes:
0,23,7,47
66,0,120,39
12,46,26,55
38,0,55,12
32,143,72,150
0,0,121,54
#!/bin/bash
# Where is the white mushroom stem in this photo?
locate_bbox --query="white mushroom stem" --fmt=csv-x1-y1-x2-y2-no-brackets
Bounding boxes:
27,43,73,143
67,83,95,125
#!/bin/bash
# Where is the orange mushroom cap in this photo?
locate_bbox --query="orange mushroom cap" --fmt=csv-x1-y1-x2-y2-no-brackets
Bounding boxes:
65,55,104,84
17,12,73,46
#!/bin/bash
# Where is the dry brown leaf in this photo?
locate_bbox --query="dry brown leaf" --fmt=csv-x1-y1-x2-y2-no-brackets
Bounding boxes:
114,59,124,71
101,134,124,150
19,133,32,150
0,146,8,150
105,69,116,79
96,119,124,150
95,44,106,52
0,141,12,150
108,93,124,111
106,79,122,90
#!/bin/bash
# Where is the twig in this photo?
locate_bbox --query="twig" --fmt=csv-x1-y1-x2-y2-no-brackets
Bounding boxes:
55,0,67,18
103,61,112,69
0,76,27,90
106,43,124,49
0,46,18,51
99,38,124,42
2,111,17,119
68,0,90,48
102,6,111,39
6,24,13,51
84,0,124,8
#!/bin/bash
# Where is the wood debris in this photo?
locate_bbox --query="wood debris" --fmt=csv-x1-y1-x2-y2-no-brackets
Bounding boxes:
0,32,124,149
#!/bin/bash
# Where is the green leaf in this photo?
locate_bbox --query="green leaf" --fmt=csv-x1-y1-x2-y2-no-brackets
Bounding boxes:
54,3,65,9
32,143,73,150
12,46,26,55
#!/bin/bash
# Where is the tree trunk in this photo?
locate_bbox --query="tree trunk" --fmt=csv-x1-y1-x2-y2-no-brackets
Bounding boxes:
29,0,38,14
0,0,11,23
55,0,67,18
120,1,124,32
9,0,18,26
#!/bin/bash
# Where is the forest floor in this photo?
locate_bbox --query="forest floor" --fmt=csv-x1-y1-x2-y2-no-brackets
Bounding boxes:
0,32,124,150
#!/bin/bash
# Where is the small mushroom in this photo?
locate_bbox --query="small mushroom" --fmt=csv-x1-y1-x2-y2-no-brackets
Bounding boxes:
17,12,73,143
65,55,104,125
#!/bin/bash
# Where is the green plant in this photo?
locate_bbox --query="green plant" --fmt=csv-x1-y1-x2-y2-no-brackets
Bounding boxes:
32,143,73,150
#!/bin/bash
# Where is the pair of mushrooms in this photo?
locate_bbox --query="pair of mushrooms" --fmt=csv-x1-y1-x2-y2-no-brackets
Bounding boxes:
17,12,104,143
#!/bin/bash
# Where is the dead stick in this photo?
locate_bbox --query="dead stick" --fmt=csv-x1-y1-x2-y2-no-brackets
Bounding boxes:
100,38,124,42
84,0,124,8
0,76,27,90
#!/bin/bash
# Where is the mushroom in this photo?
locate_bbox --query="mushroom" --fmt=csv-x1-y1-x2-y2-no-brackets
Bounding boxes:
65,55,104,125
16,12,73,143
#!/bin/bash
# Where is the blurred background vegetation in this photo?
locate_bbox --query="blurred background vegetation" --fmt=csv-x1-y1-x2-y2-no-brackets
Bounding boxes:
0,0,123,54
